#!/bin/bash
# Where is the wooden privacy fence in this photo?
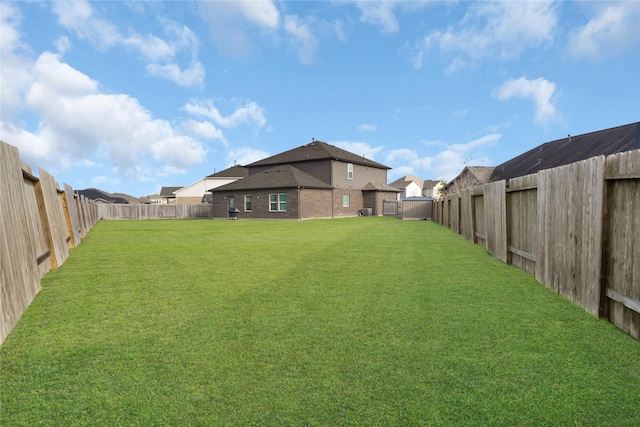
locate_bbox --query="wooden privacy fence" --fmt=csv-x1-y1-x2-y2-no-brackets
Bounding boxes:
0,140,98,345
433,150,640,340
98,203,212,220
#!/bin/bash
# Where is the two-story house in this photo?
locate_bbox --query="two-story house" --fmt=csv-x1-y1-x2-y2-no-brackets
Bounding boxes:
210,140,399,219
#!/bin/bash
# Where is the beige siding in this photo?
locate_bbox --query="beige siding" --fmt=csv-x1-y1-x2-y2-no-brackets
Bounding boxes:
331,161,387,189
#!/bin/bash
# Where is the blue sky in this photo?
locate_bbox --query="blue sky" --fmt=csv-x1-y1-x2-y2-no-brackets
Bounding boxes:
1,1,639,197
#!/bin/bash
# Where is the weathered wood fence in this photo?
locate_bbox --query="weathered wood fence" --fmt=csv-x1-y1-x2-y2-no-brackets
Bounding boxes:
1,140,98,345
98,203,212,220
434,150,640,340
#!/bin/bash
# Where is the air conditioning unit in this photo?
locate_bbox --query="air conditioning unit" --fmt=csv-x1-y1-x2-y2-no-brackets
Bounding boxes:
359,208,372,216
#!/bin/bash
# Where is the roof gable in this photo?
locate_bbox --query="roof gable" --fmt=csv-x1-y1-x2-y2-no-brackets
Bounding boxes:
389,175,424,189
207,165,249,178
247,140,390,170
491,122,639,182
160,186,182,197
212,164,333,191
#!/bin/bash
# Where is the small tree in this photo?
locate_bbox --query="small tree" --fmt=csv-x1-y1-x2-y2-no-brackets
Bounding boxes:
447,168,481,197
433,180,447,200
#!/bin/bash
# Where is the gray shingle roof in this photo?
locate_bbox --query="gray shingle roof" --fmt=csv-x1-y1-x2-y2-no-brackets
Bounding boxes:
212,164,334,191
363,182,401,192
247,140,390,170
76,188,132,204
491,122,639,182
206,165,249,178
160,186,182,197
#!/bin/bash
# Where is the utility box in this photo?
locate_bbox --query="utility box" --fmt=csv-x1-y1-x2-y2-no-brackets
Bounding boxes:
359,208,373,216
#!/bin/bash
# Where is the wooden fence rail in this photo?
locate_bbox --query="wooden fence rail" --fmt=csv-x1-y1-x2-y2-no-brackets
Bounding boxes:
433,150,640,340
98,203,212,220
1,140,98,345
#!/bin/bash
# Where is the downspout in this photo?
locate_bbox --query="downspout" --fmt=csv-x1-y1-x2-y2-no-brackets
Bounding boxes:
298,186,301,220
331,159,335,218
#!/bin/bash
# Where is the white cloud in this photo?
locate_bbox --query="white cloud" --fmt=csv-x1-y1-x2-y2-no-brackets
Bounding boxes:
182,120,227,144
357,123,378,132
184,99,266,129
199,0,280,58
236,0,280,29
413,1,557,70
0,3,34,121
227,147,271,167
146,61,205,87
353,1,401,34
332,141,384,161
386,134,500,181
350,0,430,34
385,148,432,180
284,15,319,64
494,77,557,123
568,2,640,61
51,0,204,86
91,176,108,185
54,36,71,54
2,50,206,179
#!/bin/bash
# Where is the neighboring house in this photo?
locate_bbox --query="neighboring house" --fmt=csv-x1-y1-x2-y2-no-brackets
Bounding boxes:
174,165,249,204
211,140,399,219
445,166,495,195
76,188,135,204
139,194,162,204
159,186,182,204
389,175,424,199
388,176,440,199
422,180,440,198
490,121,640,182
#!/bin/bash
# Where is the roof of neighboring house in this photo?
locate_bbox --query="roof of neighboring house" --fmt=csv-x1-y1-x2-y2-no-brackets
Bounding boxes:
111,192,141,204
247,140,391,170
466,166,496,183
491,122,640,182
363,182,401,192
422,180,441,188
206,165,249,178
445,166,496,191
212,164,334,191
389,175,423,189
76,188,131,204
160,186,182,197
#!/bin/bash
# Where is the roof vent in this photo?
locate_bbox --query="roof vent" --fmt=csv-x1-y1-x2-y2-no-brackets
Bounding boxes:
568,134,572,142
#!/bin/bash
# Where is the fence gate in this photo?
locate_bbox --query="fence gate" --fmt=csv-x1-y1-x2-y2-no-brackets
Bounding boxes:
383,200,399,216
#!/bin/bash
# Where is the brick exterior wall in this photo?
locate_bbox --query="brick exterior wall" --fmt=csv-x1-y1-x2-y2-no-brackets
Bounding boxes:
211,159,391,219
212,189,299,219
299,189,333,219
332,188,364,217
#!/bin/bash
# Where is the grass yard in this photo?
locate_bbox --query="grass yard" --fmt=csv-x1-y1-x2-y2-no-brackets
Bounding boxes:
1,218,639,426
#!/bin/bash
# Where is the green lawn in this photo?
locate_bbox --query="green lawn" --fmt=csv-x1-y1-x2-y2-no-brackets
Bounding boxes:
1,218,639,426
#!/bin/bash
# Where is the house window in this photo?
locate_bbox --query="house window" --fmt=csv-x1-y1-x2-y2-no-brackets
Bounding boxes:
343,194,350,207
269,193,286,212
228,196,235,210
347,163,353,180
244,195,252,212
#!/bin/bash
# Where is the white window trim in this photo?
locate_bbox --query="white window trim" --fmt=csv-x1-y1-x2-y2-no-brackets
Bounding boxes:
343,194,350,207
347,163,354,180
244,195,252,212
269,193,286,212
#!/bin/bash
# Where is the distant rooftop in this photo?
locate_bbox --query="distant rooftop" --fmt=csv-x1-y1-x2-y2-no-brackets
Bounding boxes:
491,122,639,182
